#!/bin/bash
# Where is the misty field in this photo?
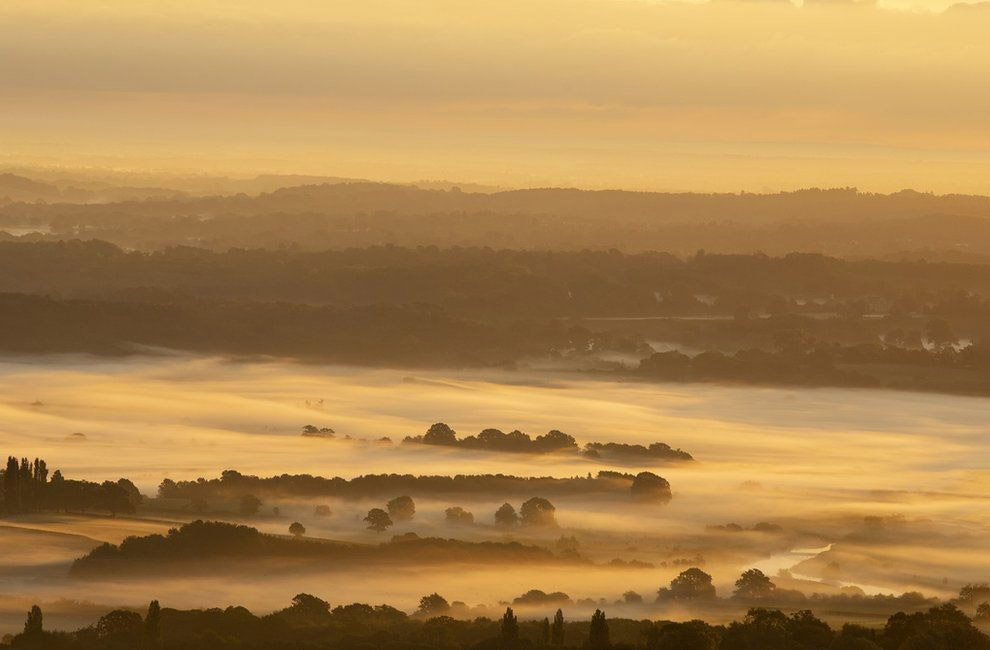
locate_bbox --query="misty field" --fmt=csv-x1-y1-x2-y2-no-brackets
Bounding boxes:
0,353,987,633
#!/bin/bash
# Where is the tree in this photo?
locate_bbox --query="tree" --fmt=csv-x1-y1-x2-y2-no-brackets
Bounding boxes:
551,608,565,647
520,497,556,527
144,600,162,649
423,422,458,445
3,457,21,514
289,522,306,537
534,429,577,452
445,506,474,525
387,495,415,521
100,480,137,516
658,568,717,601
647,620,719,650
630,472,672,503
239,494,262,516
721,608,834,650
314,504,331,517
23,605,42,636
417,593,450,618
976,602,990,622
588,609,610,649
830,623,881,650
501,607,519,645
960,584,990,604
364,508,393,532
734,568,775,599
494,502,519,527
540,617,551,646
95,609,143,641
622,591,643,604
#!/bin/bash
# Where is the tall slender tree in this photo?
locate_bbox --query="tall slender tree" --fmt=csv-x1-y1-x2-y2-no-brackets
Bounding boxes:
3,456,20,513
540,617,551,646
589,609,610,649
551,608,565,647
23,605,43,636
145,600,162,648
501,607,519,645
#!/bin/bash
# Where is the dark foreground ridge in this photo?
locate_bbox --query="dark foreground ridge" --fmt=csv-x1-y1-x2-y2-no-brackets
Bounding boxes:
5,590,990,649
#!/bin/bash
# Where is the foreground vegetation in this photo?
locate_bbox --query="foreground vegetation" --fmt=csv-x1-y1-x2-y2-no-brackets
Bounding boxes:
4,592,989,649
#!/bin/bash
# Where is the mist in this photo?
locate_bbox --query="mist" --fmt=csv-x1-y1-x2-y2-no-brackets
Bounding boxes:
0,353,987,634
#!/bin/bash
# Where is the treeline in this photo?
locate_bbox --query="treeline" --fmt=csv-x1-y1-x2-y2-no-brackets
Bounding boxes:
0,292,630,367
8,182,990,256
402,424,692,462
635,341,990,395
403,423,578,453
157,469,673,504
68,521,585,578
583,443,693,463
0,456,140,516
5,591,989,649
5,241,990,320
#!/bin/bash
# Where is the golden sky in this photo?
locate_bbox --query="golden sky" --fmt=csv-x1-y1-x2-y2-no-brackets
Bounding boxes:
3,0,990,192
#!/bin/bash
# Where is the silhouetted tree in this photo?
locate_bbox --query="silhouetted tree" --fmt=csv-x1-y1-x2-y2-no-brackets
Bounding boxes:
520,497,556,527
364,508,393,532
495,502,519,527
882,603,986,650
622,591,643,604
314,504,331,517
630,471,672,503
23,605,42,636
289,522,306,537
100,480,136,516
658,568,717,601
721,608,834,650
3,456,21,513
387,495,415,521
417,593,450,618
734,568,775,599
144,600,161,649
959,584,990,605
588,609,610,649
422,422,457,445
551,609,565,647
500,607,519,645
647,620,719,650
95,609,143,644
444,506,474,525
829,623,881,650
540,617,551,646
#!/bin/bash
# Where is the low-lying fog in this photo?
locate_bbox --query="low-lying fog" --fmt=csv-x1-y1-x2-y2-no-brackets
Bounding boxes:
0,353,988,632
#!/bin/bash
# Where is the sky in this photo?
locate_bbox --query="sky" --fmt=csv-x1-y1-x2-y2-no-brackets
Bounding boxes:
3,0,990,192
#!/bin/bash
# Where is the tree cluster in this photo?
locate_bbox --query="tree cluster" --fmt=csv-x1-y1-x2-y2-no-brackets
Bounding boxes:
1,457,140,516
